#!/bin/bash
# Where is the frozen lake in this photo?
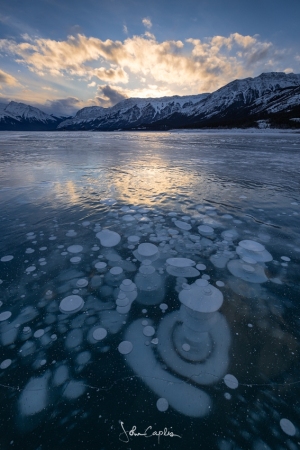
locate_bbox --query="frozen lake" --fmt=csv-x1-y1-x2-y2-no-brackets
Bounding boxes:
0,131,300,450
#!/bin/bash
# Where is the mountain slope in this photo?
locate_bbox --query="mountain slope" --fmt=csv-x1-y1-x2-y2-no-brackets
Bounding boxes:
2,72,300,131
57,94,209,130
0,102,65,131
58,72,300,131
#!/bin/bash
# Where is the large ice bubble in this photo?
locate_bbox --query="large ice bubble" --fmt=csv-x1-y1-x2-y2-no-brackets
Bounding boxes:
96,229,121,247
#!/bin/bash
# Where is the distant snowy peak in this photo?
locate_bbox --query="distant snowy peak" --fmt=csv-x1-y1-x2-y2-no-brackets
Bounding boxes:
4,101,56,123
225,72,300,92
0,101,65,130
73,94,208,121
59,93,209,129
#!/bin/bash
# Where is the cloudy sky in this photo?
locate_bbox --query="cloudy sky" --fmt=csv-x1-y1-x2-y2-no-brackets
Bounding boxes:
0,0,299,115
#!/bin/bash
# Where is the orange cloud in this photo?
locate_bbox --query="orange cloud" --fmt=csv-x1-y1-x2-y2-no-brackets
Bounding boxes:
0,69,19,87
0,32,292,95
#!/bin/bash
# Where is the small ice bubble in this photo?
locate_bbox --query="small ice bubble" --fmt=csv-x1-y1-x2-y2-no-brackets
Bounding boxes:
216,281,225,287
280,418,296,436
182,343,190,352
59,295,84,314
70,256,81,264
224,374,239,389
92,327,107,341
224,393,231,400
66,230,77,237
63,380,86,400
196,264,206,271
25,266,36,273
281,256,290,262
143,326,155,337
118,340,133,355
110,266,123,275
156,398,169,412
0,359,12,369
23,326,31,334
142,320,148,326
0,311,12,321
159,303,168,311
1,255,14,262
76,279,88,288
67,245,83,254
95,262,107,272
248,324,253,328
34,329,45,338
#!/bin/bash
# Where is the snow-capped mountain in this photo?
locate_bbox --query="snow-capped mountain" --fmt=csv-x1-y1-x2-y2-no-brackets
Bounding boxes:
57,94,209,130
58,72,300,131
1,72,300,131
0,101,65,130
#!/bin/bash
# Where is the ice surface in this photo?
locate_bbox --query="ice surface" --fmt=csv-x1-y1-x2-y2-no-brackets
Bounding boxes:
1,131,300,448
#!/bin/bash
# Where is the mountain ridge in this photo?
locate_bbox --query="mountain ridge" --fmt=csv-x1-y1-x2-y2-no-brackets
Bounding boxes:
1,72,300,131
0,101,69,131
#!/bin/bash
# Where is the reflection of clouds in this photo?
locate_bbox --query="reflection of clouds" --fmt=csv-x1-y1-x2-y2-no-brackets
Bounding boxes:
54,180,81,205
105,161,204,206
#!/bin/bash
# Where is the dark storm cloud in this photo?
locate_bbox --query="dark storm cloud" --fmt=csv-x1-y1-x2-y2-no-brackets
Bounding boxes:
96,85,128,107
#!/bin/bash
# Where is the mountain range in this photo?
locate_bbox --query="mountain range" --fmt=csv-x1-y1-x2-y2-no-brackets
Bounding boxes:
1,72,300,131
